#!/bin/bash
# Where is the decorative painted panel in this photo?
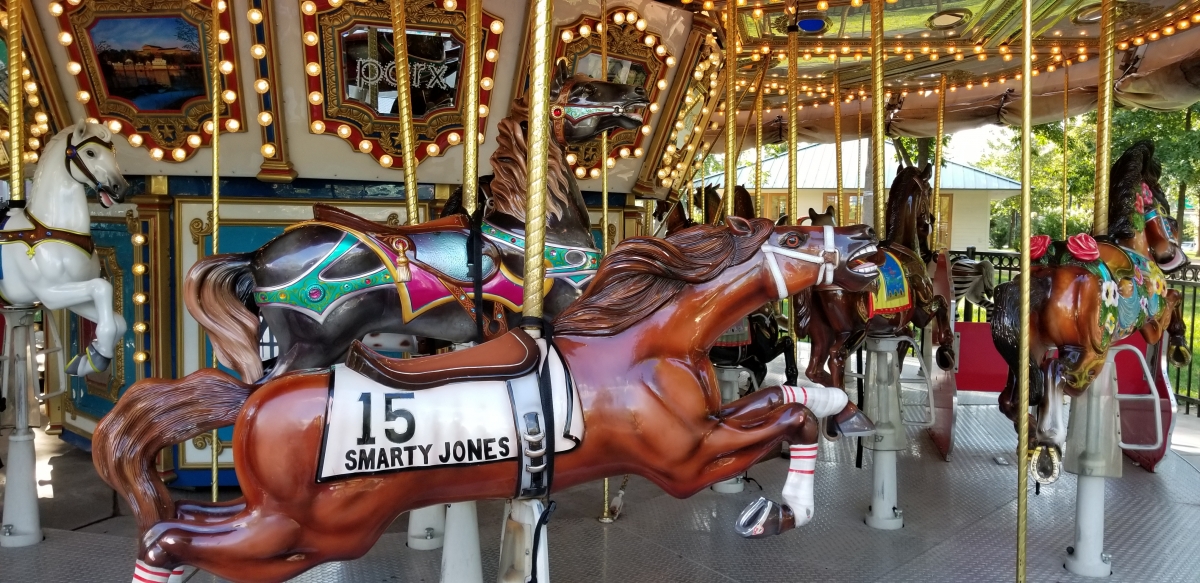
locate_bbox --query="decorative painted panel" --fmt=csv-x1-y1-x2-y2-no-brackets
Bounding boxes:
300,0,503,168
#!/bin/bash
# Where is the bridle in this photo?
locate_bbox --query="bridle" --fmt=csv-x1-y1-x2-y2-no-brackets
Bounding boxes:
761,224,839,300
64,133,118,196
549,77,642,146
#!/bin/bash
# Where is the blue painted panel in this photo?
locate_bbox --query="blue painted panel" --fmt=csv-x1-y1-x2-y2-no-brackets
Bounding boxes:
200,224,285,379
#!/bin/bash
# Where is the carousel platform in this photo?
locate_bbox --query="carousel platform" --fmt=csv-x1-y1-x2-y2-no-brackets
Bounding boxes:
3,386,1200,582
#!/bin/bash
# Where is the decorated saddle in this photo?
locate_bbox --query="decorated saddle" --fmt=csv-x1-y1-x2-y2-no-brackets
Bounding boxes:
867,251,912,317
319,328,584,499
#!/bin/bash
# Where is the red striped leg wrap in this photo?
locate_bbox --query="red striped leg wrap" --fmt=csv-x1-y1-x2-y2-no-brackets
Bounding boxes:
780,384,848,418
166,567,186,583
783,443,818,526
132,561,172,583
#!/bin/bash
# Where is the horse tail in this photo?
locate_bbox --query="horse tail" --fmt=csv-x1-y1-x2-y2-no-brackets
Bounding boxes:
991,280,1043,401
184,253,263,380
93,369,252,532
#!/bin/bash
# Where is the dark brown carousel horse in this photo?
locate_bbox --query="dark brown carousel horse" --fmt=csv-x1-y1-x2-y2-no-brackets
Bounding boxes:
795,165,955,388
991,140,1190,462
95,218,881,582
184,61,645,382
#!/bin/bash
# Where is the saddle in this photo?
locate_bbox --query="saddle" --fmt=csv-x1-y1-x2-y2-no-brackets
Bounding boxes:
345,327,540,390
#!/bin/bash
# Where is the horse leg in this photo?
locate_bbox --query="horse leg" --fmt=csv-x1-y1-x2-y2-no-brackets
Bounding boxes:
910,274,956,370
780,336,799,386
1163,288,1191,366
38,279,126,375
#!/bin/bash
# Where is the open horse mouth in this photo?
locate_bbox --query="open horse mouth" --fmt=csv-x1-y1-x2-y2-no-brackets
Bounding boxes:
98,188,117,208
847,245,880,274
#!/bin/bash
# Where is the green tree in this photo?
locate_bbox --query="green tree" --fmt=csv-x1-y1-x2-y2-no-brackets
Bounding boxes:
979,106,1200,249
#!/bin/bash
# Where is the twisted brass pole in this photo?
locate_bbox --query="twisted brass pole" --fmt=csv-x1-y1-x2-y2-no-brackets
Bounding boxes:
1093,0,1116,236
1016,0,1035,577
522,0,554,321
462,0,482,215
1062,65,1070,240
834,68,844,225
787,18,799,226
870,0,886,238
209,0,222,503
933,74,946,249
600,0,610,254
7,0,21,203
754,74,764,216
391,0,420,225
724,0,737,219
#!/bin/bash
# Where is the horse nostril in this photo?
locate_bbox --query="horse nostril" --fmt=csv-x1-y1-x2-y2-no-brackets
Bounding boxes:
633,87,646,96
866,228,875,239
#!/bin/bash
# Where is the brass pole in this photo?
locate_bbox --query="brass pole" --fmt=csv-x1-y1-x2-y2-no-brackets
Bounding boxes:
714,68,764,224
7,0,22,203
209,0,222,504
834,67,844,225
1092,0,1116,236
724,0,737,220
754,74,764,216
857,97,863,223
522,0,553,320
1016,0,1034,577
787,15,799,226
391,0,420,225
462,0,482,215
601,0,610,254
933,74,946,249
870,0,886,238
1062,65,1070,240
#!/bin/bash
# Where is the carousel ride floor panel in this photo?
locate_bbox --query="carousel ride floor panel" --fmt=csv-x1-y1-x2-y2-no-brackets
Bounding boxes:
3,381,1200,581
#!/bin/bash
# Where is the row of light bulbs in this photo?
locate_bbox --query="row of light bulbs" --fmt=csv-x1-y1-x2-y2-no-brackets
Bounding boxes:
656,34,723,188
130,230,151,365
1117,10,1200,50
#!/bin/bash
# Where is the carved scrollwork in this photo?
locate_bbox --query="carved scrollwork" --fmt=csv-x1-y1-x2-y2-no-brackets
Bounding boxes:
192,432,227,456
190,211,214,245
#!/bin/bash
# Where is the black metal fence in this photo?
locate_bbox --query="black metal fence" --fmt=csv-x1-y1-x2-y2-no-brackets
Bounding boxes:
948,247,1200,416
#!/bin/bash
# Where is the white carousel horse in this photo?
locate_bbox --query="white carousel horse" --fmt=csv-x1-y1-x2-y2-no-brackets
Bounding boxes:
0,120,130,375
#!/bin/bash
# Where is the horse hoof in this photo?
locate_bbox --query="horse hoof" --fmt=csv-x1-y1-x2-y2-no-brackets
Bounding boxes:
65,342,111,377
827,403,875,439
936,347,956,370
735,497,796,538
1029,445,1062,485
1171,345,1192,367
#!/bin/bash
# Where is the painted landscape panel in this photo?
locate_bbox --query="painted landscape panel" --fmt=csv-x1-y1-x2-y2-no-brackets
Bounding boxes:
88,16,207,112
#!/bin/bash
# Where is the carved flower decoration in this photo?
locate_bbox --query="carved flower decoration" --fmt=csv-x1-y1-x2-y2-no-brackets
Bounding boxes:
1029,235,1052,260
1102,280,1120,307
1067,233,1100,262
1141,296,1150,314
1136,183,1155,214
1104,313,1118,335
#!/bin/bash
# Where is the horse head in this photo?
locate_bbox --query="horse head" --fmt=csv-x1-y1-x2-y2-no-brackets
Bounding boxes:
551,59,649,144
1110,141,1189,272
884,164,934,259
741,216,881,296
732,185,756,219
656,199,694,236
47,119,131,208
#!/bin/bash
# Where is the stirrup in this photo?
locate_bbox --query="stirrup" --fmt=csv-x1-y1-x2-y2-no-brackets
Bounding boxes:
824,404,876,439
734,497,795,538
65,341,110,377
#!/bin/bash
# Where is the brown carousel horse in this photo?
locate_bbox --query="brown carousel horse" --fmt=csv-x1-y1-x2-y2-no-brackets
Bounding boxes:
95,218,881,582
991,141,1190,470
795,165,955,389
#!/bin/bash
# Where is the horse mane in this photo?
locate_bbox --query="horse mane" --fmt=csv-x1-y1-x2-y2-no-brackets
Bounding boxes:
554,218,774,336
884,165,928,249
1109,140,1166,239
488,98,571,221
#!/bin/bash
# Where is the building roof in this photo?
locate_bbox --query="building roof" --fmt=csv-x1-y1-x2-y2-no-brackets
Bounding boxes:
696,139,1021,191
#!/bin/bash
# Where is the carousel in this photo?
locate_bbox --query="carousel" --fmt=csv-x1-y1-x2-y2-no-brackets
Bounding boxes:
0,0,1199,581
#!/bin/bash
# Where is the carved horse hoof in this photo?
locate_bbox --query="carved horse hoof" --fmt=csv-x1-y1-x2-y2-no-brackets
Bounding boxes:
65,341,111,377
822,402,875,440
1170,342,1192,368
1029,444,1062,485
935,346,956,370
735,497,796,538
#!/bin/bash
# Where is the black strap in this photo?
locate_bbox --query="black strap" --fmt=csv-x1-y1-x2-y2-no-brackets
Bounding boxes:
520,316,556,498
527,500,557,583
64,134,117,195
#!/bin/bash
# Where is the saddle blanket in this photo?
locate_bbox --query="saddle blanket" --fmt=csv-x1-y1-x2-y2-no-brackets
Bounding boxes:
714,317,752,347
317,341,584,482
868,251,912,316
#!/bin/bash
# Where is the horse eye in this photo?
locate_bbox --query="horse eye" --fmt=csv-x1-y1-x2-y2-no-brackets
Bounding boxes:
86,150,96,158
781,232,806,248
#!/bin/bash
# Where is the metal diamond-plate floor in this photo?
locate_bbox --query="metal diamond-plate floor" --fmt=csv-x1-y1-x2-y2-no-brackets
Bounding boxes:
4,399,1200,582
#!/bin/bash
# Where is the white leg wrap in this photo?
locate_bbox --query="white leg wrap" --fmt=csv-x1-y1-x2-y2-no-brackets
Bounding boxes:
166,567,186,583
781,384,848,418
132,561,172,583
782,443,818,526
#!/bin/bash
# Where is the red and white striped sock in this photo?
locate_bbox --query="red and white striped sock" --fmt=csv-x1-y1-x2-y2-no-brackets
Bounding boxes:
166,567,186,583
132,560,172,583
782,443,818,526
780,384,848,418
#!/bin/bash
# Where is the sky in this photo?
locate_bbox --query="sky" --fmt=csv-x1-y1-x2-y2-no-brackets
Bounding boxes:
88,17,195,52
946,124,1011,167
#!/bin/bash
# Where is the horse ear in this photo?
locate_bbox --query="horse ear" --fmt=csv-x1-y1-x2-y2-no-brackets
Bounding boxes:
897,163,905,176
73,118,89,141
550,59,571,101
726,216,753,235
808,208,819,219
825,205,836,215
921,164,933,181
776,214,789,226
